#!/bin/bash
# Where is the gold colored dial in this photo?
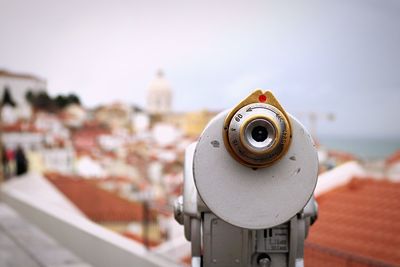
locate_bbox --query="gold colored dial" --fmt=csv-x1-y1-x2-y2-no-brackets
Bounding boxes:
223,90,292,168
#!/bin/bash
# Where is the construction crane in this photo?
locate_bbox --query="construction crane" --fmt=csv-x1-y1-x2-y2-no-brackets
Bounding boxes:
296,111,335,144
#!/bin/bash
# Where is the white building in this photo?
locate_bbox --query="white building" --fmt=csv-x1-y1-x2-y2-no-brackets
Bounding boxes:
0,69,46,119
146,70,172,115
41,147,75,174
3,131,44,151
132,111,150,133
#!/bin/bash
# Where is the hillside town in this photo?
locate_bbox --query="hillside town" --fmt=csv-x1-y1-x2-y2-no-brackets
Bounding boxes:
0,69,219,247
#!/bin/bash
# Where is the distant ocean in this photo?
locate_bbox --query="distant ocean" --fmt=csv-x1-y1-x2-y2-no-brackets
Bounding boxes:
318,136,400,160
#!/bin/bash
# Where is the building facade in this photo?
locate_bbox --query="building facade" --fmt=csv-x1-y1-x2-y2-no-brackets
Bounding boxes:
0,69,46,119
146,70,172,116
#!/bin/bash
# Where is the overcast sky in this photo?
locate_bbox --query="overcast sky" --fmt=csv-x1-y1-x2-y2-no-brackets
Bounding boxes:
0,0,399,137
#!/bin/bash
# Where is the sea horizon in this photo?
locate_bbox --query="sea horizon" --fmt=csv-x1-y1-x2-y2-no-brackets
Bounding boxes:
318,135,400,160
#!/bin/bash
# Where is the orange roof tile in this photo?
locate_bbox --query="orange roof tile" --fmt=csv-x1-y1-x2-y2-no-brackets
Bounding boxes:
45,173,146,223
3,121,41,133
71,124,110,151
0,69,45,82
386,150,400,166
305,178,400,267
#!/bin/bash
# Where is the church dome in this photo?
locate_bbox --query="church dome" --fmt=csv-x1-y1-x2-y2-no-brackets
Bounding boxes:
148,70,171,93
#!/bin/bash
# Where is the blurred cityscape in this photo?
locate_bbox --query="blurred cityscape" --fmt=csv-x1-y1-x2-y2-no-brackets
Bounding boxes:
0,68,215,242
0,68,399,267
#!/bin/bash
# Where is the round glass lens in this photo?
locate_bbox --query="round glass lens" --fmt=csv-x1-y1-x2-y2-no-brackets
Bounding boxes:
251,126,269,142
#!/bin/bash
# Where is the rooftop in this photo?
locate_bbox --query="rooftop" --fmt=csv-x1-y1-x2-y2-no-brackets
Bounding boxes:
45,173,151,223
305,178,400,267
0,173,179,267
0,69,45,83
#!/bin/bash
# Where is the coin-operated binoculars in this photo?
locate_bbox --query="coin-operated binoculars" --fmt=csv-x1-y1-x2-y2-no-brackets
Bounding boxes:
174,90,318,267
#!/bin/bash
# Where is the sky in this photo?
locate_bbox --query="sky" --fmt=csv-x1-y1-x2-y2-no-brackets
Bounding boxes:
0,0,399,138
